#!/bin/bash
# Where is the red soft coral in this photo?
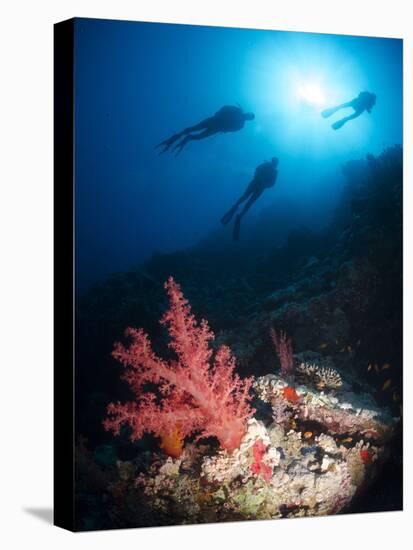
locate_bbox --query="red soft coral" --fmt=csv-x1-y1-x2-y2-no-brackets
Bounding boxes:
251,439,273,482
104,277,254,453
270,328,294,376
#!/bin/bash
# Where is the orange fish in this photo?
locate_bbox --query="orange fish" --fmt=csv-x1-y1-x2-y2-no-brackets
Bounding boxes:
160,428,184,458
382,363,391,370
382,379,392,391
319,343,328,349
367,363,373,372
197,491,214,505
303,431,313,439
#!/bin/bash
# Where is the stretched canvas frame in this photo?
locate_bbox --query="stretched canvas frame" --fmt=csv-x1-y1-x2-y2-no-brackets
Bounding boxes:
54,17,403,532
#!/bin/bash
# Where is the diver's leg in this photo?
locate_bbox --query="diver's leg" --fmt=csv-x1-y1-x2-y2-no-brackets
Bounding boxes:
221,189,252,226
181,117,213,134
338,101,353,110
233,192,261,240
321,101,353,118
331,111,361,130
155,118,213,154
221,204,238,226
173,128,218,155
239,192,260,217
155,131,186,154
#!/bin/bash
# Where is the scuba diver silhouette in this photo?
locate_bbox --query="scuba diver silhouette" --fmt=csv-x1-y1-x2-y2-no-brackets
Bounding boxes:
221,157,279,241
321,91,376,130
156,105,255,155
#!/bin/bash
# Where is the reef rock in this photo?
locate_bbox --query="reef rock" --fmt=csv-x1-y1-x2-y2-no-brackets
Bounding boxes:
133,371,397,523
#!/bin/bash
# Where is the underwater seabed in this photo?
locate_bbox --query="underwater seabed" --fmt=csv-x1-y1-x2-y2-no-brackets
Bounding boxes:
75,360,399,529
133,378,396,524
74,145,402,529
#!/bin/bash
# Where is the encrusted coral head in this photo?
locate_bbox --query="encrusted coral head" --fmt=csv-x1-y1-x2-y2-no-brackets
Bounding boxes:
296,362,342,391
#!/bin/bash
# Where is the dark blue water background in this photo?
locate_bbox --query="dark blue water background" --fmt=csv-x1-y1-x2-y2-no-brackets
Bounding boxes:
74,19,402,291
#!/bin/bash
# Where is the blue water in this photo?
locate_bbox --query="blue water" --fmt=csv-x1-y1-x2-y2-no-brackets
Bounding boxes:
74,18,402,291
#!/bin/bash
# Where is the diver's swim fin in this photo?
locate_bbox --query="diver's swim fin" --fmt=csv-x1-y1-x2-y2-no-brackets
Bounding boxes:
321,107,338,118
332,119,346,130
155,140,172,155
221,205,238,226
233,215,241,241
155,133,181,154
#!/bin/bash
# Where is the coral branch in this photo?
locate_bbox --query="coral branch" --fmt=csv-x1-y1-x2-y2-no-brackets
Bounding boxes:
104,277,254,453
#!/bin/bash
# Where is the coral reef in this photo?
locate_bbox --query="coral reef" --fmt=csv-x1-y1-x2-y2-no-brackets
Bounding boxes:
296,362,343,391
254,373,394,443
130,371,396,522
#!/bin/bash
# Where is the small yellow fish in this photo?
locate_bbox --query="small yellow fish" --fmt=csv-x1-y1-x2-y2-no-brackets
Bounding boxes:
382,363,391,370
367,363,373,372
382,379,392,391
319,343,328,349
304,431,313,439
347,346,353,353
341,437,353,443
290,420,297,429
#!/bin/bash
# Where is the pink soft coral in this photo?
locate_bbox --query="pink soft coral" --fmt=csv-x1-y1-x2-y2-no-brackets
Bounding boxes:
104,277,254,453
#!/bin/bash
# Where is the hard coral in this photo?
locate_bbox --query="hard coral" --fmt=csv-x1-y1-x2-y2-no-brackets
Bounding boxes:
104,277,254,453
296,362,342,391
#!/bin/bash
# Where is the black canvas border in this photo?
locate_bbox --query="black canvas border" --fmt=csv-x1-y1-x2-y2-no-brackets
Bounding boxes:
54,18,75,531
